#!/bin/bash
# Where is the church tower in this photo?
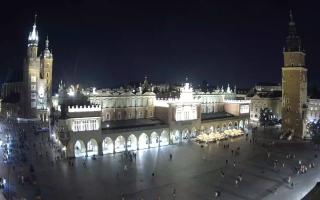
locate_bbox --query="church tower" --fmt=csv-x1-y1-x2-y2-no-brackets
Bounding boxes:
24,15,41,118
281,11,307,139
41,36,53,105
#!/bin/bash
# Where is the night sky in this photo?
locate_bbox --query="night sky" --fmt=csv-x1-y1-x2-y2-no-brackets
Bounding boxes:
0,0,320,90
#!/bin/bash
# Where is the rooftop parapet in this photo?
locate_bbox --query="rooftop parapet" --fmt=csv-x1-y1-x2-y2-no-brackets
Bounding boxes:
67,105,101,113
224,100,251,104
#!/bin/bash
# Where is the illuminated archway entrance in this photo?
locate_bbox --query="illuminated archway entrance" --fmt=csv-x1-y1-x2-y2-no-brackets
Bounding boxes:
182,129,189,141
239,120,244,129
115,136,126,152
160,131,169,146
228,122,233,130
216,125,220,132
139,133,149,150
150,132,159,148
190,127,197,138
171,130,180,144
245,119,249,129
87,139,98,156
102,137,113,154
222,124,227,131
127,134,137,151
234,121,238,129
74,140,86,157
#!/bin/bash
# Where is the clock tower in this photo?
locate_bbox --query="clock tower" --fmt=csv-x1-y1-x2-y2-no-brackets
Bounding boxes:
281,11,307,139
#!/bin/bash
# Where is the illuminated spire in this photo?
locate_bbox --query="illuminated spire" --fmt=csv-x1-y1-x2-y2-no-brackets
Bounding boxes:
44,35,52,58
28,14,39,46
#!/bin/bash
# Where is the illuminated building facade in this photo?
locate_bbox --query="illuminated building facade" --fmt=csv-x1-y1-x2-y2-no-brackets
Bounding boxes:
306,99,320,122
51,80,250,158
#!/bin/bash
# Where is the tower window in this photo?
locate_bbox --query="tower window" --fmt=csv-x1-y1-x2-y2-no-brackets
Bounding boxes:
31,76,36,82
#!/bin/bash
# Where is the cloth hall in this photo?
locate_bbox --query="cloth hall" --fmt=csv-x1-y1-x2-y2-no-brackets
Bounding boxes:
51,80,250,158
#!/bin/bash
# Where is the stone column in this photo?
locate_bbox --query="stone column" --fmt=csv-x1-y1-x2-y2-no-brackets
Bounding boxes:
98,141,103,156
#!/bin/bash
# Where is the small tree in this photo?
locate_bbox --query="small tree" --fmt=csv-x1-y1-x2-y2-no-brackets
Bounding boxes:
308,120,320,147
259,108,274,127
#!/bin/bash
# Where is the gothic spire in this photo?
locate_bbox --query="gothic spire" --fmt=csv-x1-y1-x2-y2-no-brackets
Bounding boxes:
28,14,39,47
45,35,49,49
285,10,302,52
43,35,52,58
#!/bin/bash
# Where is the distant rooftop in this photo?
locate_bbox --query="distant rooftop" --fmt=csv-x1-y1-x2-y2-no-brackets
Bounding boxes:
256,82,281,86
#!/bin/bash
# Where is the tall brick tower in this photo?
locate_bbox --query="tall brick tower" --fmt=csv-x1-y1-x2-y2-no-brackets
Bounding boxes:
281,10,307,139
41,36,53,106
24,15,40,118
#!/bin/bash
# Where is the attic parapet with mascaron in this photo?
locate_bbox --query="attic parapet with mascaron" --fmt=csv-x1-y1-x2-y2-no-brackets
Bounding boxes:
58,104,102,118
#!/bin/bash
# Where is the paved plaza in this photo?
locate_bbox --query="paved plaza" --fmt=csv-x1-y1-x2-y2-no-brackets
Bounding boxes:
0,121,320,200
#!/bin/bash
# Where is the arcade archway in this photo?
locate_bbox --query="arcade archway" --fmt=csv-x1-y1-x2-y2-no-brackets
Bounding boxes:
171,130,180,144
228,122,233,130
115,135,126,152
160,131,169,146
74,140,86,157
190,127,197,138
127,134,137,151
150,132,159,148
182,129,189,140
239,120,244,129
234,121,239,129
102,137,113,154
87,139,98,156
139,133,149,149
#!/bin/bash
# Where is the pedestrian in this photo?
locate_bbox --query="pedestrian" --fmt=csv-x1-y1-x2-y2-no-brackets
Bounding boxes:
169,153,172,161
226,159,228,165
172,187,176,198
21,175,24,185
233,161,236,168
152,172,155,177
121,193,125,200
238,174,242,182
220,171,224,178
